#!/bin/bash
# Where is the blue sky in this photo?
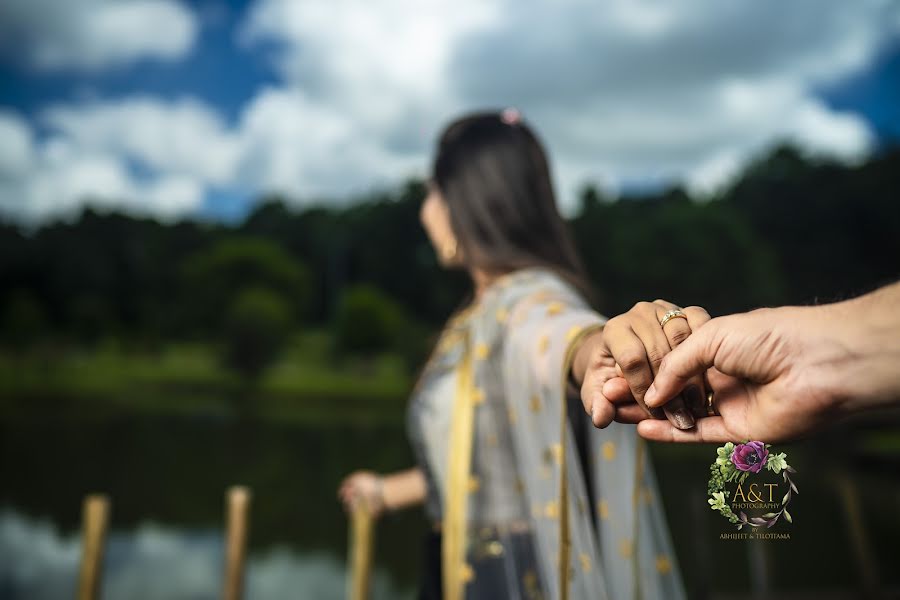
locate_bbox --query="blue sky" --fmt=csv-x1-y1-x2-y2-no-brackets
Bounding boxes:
820,39,900,142
1,0,898,225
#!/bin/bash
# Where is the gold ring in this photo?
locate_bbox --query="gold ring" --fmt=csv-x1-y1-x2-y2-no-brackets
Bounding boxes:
706,390,717,416
659,309,688,328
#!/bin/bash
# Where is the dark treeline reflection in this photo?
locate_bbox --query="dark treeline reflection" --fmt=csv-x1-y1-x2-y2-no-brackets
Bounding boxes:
2,144,898,356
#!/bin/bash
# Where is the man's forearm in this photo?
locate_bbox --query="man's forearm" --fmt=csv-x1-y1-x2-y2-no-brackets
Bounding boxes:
824,280,900,412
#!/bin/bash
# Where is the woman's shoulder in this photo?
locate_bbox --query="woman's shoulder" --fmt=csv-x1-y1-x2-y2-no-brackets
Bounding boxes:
488,268,584,310
469,268,587,340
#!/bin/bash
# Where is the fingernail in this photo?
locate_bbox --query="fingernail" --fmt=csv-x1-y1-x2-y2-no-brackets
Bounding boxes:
673,406,695,430
645,384,658,406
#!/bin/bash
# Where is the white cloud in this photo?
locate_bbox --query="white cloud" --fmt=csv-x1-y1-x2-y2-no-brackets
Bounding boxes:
0,90,417,223
242,0,897,207
0,107,206,225
237,86,423,199
0,112,34,176
0,0,197,71
43,97,241,185
0,0,898,224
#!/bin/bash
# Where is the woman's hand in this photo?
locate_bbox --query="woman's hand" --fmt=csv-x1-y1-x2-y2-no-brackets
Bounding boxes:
573,300,711,430
337,470,385,517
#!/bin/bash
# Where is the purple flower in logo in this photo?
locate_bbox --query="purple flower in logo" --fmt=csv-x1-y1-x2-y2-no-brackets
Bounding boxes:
730,441,769,473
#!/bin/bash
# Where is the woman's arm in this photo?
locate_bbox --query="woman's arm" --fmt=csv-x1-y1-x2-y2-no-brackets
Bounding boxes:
338,467,427,517
382,467,428,510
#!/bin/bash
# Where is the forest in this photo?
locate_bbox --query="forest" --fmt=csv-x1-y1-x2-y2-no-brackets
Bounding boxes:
1,144,898,420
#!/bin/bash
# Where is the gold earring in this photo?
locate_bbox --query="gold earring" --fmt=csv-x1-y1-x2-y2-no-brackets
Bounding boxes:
441,239,458,261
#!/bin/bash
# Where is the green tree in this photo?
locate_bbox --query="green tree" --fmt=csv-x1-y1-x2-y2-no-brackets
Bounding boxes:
180,237,312,335
222,286,292,382
1,288,47,349
333,285,407,354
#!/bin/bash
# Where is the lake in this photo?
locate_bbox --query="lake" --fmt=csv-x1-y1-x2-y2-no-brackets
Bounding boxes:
2,412,898,599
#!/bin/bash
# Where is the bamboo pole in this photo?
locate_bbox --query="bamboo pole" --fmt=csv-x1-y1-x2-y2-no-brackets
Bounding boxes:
77,494,110,600
348,506,375,600
223,486,252,600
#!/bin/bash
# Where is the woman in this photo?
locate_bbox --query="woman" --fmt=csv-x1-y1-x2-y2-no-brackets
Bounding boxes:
339,110,690,600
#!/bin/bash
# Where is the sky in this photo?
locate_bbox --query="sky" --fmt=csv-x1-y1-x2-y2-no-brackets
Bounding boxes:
0,0,898,226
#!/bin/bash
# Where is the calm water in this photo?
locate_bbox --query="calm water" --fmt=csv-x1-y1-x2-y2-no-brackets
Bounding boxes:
2,413,898,599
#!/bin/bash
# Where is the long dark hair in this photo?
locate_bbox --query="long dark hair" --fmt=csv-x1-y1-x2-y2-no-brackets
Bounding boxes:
431,110,592,300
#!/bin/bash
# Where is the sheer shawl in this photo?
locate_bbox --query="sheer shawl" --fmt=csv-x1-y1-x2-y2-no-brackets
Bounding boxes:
415,269,685,600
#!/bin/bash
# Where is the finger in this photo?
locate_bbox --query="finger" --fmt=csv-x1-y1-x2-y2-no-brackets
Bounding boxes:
603,323,664,419
631,306,695,429
629,302,673,375
581,367,617,428
601,377,634,404
650,298,682,315
613,404,653,424
645,318,723,408
655,302,707,418
636,415,732,443
683,307,714,412
601,377,649,422
683,305,712,331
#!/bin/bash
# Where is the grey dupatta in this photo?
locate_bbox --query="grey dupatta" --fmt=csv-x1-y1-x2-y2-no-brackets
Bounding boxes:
407,269,686,599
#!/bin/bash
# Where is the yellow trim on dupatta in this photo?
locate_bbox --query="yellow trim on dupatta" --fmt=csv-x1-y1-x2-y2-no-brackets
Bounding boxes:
443,334,476,600
559,324,604,600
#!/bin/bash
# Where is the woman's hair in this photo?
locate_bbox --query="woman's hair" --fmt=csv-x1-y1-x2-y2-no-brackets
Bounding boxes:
431,110,592,300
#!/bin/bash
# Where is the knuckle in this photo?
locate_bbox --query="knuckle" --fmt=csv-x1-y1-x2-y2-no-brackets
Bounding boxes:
646,346,667,366
630,379,651,397
668,327,691,345
685,305,711,320
630,301,653,314
638,301,656,313
617,349,646,373
605,314,624,330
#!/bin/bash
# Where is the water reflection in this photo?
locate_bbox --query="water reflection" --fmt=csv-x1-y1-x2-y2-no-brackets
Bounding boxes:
0,510,412,600
2,413,898,598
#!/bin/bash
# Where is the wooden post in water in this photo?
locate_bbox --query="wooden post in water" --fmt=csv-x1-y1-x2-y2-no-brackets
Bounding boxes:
77,494,110,600
348,506,375,600
223,486,251,600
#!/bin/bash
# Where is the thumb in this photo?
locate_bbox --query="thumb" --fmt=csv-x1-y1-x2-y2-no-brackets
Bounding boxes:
645,317,722,407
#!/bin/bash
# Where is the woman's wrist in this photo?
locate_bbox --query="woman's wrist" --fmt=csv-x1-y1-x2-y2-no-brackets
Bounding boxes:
373,475,387,512
570,326,605,385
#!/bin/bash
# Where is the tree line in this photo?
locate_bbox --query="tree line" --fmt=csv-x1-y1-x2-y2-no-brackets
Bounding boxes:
1,144,898,368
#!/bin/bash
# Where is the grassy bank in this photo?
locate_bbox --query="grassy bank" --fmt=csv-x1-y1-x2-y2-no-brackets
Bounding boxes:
0,331,412,425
